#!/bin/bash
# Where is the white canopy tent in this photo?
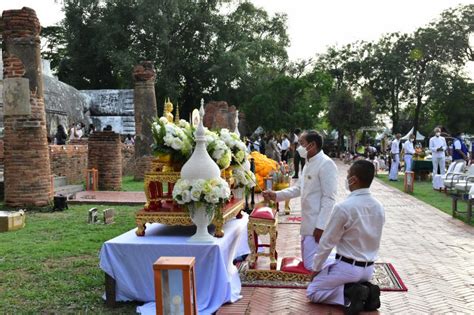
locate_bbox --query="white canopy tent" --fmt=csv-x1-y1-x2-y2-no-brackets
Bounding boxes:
401,127,425,141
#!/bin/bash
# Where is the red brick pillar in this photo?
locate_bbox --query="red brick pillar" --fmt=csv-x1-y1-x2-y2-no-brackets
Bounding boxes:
133,61,157,180
88,131,122,190
2,8,53,207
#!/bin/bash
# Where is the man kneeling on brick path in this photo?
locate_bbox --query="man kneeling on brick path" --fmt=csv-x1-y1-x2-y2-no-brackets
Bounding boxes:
307,160,385,315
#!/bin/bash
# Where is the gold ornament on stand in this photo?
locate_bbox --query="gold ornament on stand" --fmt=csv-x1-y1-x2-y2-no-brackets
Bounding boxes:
174,103,180,124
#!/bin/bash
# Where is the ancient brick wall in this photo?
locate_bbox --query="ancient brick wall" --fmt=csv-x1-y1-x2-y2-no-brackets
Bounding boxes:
133,61,157,180
2,8,53,207
88,131,122,190
122,144,135,176
49,145,88,184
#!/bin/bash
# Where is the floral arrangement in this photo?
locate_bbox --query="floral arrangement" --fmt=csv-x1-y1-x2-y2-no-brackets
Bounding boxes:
250,151,279,192
219,129,247,165
205,130,232,169
151,117,193,160
233,165,257,189
173,177,231,209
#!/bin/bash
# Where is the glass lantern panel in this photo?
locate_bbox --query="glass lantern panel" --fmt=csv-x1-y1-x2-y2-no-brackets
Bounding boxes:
161,269,184,315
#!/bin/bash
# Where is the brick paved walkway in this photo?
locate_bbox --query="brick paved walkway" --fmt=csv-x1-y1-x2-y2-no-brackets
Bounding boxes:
218,160,474,314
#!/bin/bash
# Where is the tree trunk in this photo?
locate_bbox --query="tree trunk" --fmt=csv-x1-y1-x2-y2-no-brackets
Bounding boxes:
413,62,426,136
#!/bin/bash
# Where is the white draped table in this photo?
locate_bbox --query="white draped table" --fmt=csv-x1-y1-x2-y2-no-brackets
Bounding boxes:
99,214,250,315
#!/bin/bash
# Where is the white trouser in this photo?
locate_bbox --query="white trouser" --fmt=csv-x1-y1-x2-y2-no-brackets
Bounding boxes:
302,236,319,270
389,154,399,180
306,259,375,306
404,155,413,172
432,156,446,176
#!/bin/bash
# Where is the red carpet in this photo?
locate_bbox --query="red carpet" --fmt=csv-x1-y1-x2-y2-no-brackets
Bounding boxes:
238,261,407,292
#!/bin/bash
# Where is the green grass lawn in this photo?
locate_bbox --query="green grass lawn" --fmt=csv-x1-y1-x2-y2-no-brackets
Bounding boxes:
0,204,140,313
121,175,144,192
377,173,473,225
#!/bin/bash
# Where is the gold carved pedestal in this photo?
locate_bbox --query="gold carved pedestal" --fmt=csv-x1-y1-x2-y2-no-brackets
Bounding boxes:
247,209,278,270
136,198,244,237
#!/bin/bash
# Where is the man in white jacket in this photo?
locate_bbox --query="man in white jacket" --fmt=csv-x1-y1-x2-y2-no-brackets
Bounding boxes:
263,130,338,270
429,127,447,177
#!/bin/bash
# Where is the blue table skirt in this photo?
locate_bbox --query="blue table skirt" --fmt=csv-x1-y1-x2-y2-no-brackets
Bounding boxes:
100,214,250,314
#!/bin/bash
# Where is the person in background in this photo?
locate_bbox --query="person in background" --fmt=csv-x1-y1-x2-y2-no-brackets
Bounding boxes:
388,133,401,181
263,130,338,270
69,123,78,141
280,134,290,162
293,128,305,178
403,134,415,172
87,124,96,137
76,123,84,139
429,127,447,177
452,131,469,164
307,160,385,314
55,125,67,145
265,133,281,162
124,134,135,145
259,135,266,155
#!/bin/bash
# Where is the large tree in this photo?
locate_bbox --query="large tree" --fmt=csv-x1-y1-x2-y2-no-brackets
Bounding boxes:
46,0,290,121
407,5,473,135
328,88,376,152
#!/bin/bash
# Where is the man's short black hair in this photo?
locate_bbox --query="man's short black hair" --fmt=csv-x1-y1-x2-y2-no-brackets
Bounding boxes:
350,160,375,187
303,130,323,150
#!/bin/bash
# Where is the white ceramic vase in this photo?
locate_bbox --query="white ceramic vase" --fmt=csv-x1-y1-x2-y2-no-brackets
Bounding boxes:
233,187,245,199
188,202,215,243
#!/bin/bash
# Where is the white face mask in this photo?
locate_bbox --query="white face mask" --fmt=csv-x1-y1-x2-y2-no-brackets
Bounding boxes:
410,139,414,142
296,145,308,159
460,135,465,140
345,177,355,191
435,132,441,137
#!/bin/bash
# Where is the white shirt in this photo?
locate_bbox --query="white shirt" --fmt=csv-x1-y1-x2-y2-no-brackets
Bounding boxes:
390,139,400,154
312,188,385,272
429,136,447,158
453,138,462,150
281,138,290,151
293,134,299,144
276,151,338,235
403,141,415,154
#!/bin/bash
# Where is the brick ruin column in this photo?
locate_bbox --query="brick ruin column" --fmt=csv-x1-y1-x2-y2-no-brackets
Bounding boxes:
2,8,52,206
88,131,122,190
132,61,157,180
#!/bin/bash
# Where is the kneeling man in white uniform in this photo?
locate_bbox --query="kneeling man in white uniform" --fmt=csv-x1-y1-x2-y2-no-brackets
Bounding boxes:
307,160,385,315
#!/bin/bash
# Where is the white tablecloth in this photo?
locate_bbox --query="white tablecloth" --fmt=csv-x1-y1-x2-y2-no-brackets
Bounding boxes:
99,214,250,315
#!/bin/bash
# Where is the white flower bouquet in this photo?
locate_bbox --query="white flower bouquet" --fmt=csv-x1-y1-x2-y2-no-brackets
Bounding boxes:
173,177,231,215
204,130,232,169
219,128,248,165
233,166,257,189
151,117,193,160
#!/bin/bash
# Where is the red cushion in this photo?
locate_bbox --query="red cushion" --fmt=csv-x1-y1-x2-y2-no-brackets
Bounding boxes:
280,257,312,274
250,206,275,220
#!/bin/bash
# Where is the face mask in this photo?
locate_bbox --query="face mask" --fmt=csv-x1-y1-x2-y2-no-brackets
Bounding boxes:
345,177,355,191
436,132,441,137
460,135,465,140
410,139,414,142
296,145,308,159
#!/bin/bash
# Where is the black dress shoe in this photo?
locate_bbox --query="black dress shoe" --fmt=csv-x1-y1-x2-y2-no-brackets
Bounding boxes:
343,283,369,315
362,282,381,311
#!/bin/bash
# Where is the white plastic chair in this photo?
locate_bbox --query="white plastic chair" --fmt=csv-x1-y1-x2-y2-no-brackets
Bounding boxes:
443,161,467,191
454,165,474,194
